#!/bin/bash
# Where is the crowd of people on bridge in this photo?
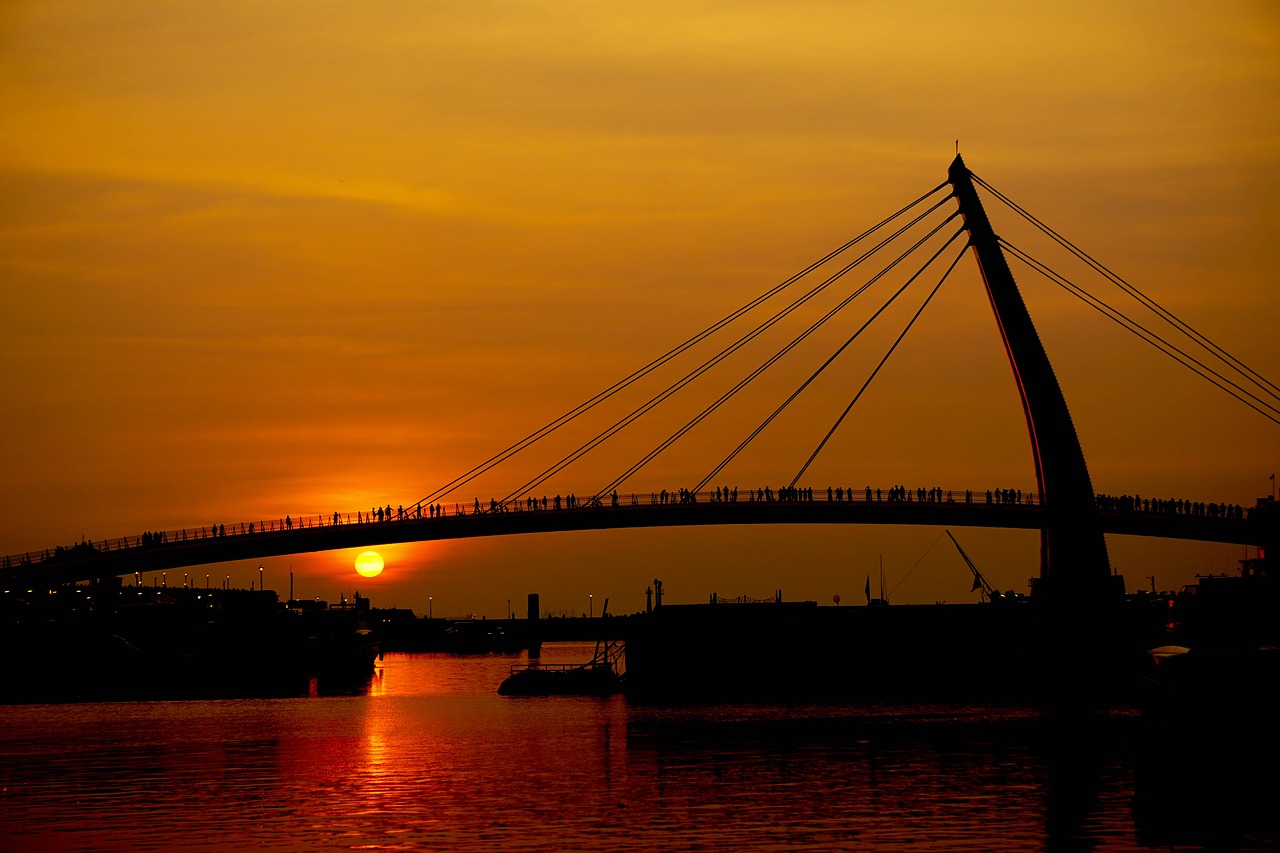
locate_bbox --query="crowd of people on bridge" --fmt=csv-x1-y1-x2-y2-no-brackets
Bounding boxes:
987,488,1035,505
280,489,1247,523
456,484,1039,510
1094,492,1247,520
254,484,1255,524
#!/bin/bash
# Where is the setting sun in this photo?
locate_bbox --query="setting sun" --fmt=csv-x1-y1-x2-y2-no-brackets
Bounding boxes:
354,551,384,578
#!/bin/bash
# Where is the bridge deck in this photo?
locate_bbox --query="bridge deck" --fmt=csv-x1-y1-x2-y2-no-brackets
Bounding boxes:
3,492,1266,588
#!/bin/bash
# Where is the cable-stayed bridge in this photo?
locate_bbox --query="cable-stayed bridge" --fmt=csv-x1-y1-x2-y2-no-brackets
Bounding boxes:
6,156,1277,596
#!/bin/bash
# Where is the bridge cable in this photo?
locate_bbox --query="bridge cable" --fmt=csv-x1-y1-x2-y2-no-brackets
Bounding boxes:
971,173,1280,403
790,241,970,488
1001,241,1280,426
887,530,949,601
684,225,968,496
1002,240,1280,420
413,181,953,509
504,200,961,505
589,215,963,501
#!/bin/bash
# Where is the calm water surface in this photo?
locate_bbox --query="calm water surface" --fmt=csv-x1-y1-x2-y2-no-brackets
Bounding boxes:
1,643,1274,851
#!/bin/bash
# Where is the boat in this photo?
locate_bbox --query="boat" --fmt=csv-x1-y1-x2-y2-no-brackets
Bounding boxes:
497,655,624,696
294,592,382,688
498,601,624,696
441,619,525,654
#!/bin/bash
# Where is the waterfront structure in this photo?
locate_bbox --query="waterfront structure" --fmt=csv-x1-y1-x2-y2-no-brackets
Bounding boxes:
2,158,1274,595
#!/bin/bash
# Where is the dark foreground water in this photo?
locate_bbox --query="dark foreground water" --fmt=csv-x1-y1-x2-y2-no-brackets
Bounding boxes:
1,643,1275,852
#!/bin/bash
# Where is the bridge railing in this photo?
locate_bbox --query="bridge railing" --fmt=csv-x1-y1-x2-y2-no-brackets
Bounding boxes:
1,486,1253,574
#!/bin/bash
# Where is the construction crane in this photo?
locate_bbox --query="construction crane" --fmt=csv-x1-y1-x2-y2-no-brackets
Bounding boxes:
946,530,996,603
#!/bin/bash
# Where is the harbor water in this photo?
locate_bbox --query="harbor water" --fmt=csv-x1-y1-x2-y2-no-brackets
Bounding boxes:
1,642,1275,851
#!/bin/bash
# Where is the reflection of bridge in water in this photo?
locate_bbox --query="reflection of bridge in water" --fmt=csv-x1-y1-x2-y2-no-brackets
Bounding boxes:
5,155,1276,592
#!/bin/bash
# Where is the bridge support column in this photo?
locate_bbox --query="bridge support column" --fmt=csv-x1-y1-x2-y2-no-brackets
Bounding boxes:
948,155,1122,604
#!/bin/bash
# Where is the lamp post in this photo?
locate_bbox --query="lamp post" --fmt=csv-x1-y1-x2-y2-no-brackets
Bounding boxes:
589,593,593,619
429,596,433,620
259,565,264,592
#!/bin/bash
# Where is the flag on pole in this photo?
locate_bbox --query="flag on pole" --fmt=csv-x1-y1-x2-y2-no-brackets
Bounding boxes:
971,575,982,593
865,576,871,604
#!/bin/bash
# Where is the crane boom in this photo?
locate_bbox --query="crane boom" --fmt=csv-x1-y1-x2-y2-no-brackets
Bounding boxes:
946,529,996,602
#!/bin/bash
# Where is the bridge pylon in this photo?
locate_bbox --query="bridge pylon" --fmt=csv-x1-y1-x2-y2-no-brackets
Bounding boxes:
948,155,1123,603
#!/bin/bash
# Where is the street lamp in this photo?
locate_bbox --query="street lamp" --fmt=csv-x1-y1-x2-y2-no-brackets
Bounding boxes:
259,565,264,592
589,593,593,619
429,596,433,620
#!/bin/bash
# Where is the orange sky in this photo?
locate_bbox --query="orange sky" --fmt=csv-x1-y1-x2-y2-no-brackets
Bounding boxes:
2,1,1277,617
